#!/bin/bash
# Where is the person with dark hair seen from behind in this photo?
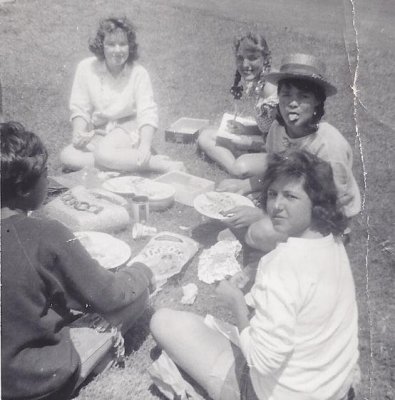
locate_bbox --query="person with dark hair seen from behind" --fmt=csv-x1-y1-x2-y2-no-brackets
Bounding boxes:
60,16,184,173
1,121,155,399
151,150,360,400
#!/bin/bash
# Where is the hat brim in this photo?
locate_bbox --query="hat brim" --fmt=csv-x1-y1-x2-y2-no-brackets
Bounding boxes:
265,71,337,97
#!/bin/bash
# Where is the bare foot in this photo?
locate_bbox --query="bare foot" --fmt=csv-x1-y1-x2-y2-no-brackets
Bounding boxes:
164,161,186,173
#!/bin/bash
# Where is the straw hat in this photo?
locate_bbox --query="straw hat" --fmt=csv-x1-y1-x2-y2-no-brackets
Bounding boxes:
265,53,337,96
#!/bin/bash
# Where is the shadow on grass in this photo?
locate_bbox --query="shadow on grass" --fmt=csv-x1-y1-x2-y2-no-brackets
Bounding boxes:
191,220,224,247
123,306,155,355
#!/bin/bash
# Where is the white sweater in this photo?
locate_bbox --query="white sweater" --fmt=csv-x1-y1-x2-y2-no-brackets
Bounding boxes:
69,57,158,131
240,235,359,400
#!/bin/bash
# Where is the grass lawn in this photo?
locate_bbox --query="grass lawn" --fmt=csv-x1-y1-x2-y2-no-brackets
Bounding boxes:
1,0,394,399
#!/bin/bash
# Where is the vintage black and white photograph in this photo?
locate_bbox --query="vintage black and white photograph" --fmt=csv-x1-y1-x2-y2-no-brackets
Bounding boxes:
1,0,394,399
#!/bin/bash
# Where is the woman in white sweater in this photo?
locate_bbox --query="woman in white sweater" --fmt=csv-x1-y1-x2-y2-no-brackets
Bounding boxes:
60,17,184,172
150,150,359,400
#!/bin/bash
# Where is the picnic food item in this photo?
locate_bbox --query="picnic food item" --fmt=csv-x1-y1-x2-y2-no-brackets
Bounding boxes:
193,191,254,220
198,240,242,284
43,185,129,232
215,112,264,149
102,176,175,210
74,231,131,270
128,232,199,287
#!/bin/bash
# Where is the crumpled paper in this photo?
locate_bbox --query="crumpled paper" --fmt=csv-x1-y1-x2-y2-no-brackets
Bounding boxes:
181,283,198,305
204,314,241,347
198,240,242,284
148,351,204,400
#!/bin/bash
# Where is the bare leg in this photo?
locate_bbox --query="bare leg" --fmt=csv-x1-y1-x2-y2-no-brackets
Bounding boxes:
233,152,269,178
198,127,242,176
59,144,95,171
150,308,239,400
94,130,185,172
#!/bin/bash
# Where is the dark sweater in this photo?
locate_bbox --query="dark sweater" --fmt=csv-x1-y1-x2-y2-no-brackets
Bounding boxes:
1,214,153,400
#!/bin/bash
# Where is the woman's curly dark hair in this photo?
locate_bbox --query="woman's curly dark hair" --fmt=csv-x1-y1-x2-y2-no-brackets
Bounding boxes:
1,122,48,203
260,150,348,236
276,78,326,128
89,17,138,64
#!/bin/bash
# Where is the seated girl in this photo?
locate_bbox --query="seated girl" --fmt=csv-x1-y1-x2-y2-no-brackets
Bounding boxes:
150,150,359,400
197,32,277,177
60,17,184,173
217,53,361,252
1,121,155,400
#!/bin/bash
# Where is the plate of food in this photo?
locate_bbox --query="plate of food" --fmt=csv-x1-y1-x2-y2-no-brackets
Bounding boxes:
74,231,131,270
193,191,254,220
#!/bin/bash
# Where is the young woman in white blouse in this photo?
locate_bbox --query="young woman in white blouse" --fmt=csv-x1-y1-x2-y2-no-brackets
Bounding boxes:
60,17,184,172
150,150,359,400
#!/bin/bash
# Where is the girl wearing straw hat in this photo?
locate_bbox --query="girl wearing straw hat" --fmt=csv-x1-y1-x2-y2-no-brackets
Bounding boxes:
218,53,361,252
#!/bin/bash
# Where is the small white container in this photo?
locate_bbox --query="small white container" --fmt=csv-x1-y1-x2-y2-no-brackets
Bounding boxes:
165,117,210,144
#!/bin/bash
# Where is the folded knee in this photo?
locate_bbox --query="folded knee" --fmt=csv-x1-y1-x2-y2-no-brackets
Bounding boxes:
231,159,251,178
59,144,93,171
197,128,216,151
150,308,176,342
93,142,116,168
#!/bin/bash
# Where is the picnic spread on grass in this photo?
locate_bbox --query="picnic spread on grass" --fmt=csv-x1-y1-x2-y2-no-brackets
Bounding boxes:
44,117,257,295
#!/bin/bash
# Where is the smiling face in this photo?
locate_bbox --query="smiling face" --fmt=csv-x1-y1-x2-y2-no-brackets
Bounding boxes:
266,176,315,238
235,38,265,82
103,28,129,73
278,81,320,137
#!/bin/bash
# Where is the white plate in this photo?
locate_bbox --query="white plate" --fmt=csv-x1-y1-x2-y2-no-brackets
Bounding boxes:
193,191,254,220
102,176,175,200
74,231,131,270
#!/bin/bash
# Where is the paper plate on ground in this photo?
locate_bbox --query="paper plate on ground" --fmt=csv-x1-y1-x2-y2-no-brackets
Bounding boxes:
74,231,131,270
193,191,254,220
103,175,175,200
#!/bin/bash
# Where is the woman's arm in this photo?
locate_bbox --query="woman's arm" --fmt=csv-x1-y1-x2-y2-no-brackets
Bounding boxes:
215,280,250,331
134,66,158,135
239,255,298,376
69,60,93,126
137,124,155,166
